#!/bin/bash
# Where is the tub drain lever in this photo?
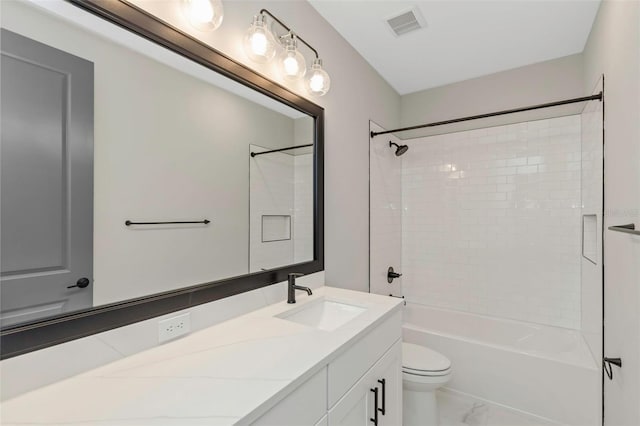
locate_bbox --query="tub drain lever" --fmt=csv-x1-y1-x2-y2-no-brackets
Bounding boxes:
604,357,622,380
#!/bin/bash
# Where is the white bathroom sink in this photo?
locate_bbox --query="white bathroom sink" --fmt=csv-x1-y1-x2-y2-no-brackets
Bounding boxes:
276,298,366,331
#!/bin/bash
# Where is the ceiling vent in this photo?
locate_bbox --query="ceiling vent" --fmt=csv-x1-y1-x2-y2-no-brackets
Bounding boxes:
386,7,426,37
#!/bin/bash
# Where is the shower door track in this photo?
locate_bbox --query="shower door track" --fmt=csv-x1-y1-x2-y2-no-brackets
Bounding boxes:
370,92,603,138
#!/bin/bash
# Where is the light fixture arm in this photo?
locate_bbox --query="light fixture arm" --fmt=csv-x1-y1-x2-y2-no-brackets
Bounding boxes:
258,9,319,59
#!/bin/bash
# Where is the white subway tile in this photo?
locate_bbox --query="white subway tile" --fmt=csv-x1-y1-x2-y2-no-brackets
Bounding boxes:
400,115,581,329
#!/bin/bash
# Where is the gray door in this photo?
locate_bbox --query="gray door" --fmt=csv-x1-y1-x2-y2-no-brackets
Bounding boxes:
1,29,94,327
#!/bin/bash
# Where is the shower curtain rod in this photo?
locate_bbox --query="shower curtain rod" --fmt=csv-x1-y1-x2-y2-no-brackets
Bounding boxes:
250,143,313,157
370,92,603,138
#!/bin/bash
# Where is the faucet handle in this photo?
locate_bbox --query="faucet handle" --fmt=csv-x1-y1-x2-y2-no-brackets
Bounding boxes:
288,272,304,278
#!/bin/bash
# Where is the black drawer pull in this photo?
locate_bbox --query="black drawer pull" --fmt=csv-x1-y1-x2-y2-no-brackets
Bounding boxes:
378,379,386,415
370,387,379,425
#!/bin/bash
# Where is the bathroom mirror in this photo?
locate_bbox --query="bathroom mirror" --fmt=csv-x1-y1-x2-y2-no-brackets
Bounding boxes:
0,0,324,358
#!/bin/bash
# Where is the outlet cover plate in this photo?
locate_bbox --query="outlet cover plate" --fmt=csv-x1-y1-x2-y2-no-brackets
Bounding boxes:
158,313,191,343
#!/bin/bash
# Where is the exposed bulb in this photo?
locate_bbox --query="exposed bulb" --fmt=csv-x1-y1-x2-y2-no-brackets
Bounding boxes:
182,0,223,31
243,14,276,63
306,58,331,96
284,56,299,75
278,37,306,81
190,0,213,23
252,33,268,55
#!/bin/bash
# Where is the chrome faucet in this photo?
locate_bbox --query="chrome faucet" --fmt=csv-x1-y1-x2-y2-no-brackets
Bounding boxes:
287,273,312,304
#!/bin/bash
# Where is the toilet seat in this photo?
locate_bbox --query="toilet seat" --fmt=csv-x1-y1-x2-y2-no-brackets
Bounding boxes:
403,366,451,377
402,343,452,377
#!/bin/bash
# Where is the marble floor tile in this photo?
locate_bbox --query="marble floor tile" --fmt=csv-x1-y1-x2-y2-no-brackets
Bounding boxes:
437,390,559,426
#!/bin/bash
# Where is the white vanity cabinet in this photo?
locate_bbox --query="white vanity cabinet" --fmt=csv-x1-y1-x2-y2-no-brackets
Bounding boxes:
372,341,403,426
328,341,402,426
251,310,402,426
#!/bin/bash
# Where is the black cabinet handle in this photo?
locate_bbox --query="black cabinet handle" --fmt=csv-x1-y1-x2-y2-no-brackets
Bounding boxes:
370,387,379,425
67,277,90,289
378,379,386,415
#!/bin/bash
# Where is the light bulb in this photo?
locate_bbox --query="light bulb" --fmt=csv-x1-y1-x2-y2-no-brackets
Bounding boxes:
190,0,213,23
243,14,276,63
305,58,331,96
284,56,299,75
278,37,306,81
252,33,268,55
182,0,223,31
309,74,324,91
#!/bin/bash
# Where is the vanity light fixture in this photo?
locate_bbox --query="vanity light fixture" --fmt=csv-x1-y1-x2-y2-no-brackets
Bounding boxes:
182,0,223,31
243,9,331,96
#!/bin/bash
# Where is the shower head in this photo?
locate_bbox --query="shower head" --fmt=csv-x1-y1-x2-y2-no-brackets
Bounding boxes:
389,141,409,157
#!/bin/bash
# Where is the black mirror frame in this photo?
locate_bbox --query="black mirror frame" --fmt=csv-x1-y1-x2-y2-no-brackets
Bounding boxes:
0,0,324,360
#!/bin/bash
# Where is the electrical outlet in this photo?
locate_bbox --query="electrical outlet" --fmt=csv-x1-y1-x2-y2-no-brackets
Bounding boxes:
158,313,191,343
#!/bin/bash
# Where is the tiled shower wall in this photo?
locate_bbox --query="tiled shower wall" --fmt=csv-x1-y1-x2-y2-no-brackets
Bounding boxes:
249,146,295,272
580,79,604,359
401,115,582,329
249,147,314,272
293,153,314,263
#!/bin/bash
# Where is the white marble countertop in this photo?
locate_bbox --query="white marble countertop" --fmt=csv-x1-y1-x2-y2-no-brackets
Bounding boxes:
1,287,402,425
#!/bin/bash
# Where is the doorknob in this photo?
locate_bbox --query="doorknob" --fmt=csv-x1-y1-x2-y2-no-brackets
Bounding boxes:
67,277,90,289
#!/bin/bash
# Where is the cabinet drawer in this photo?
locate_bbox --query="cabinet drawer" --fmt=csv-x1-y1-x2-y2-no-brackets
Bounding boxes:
252,367,327,426
328,310,401,407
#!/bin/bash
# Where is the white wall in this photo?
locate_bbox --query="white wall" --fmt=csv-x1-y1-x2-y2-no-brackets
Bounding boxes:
128,0,402,292
582,1,640,424
400,116,582,328
400,54,585,139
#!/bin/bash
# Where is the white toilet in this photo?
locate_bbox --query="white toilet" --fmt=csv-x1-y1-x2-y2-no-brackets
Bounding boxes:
402,342,452,426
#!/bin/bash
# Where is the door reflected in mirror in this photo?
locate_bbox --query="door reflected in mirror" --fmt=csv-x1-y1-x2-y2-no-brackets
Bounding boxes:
0,0,316,328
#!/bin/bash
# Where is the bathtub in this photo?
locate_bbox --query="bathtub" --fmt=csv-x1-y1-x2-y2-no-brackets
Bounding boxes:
402,303,600,426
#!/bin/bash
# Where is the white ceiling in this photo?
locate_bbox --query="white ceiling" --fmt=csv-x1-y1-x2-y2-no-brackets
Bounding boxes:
309,0,601,95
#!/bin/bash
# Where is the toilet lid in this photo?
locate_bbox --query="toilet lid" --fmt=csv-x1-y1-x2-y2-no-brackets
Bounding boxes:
402,342,451,373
